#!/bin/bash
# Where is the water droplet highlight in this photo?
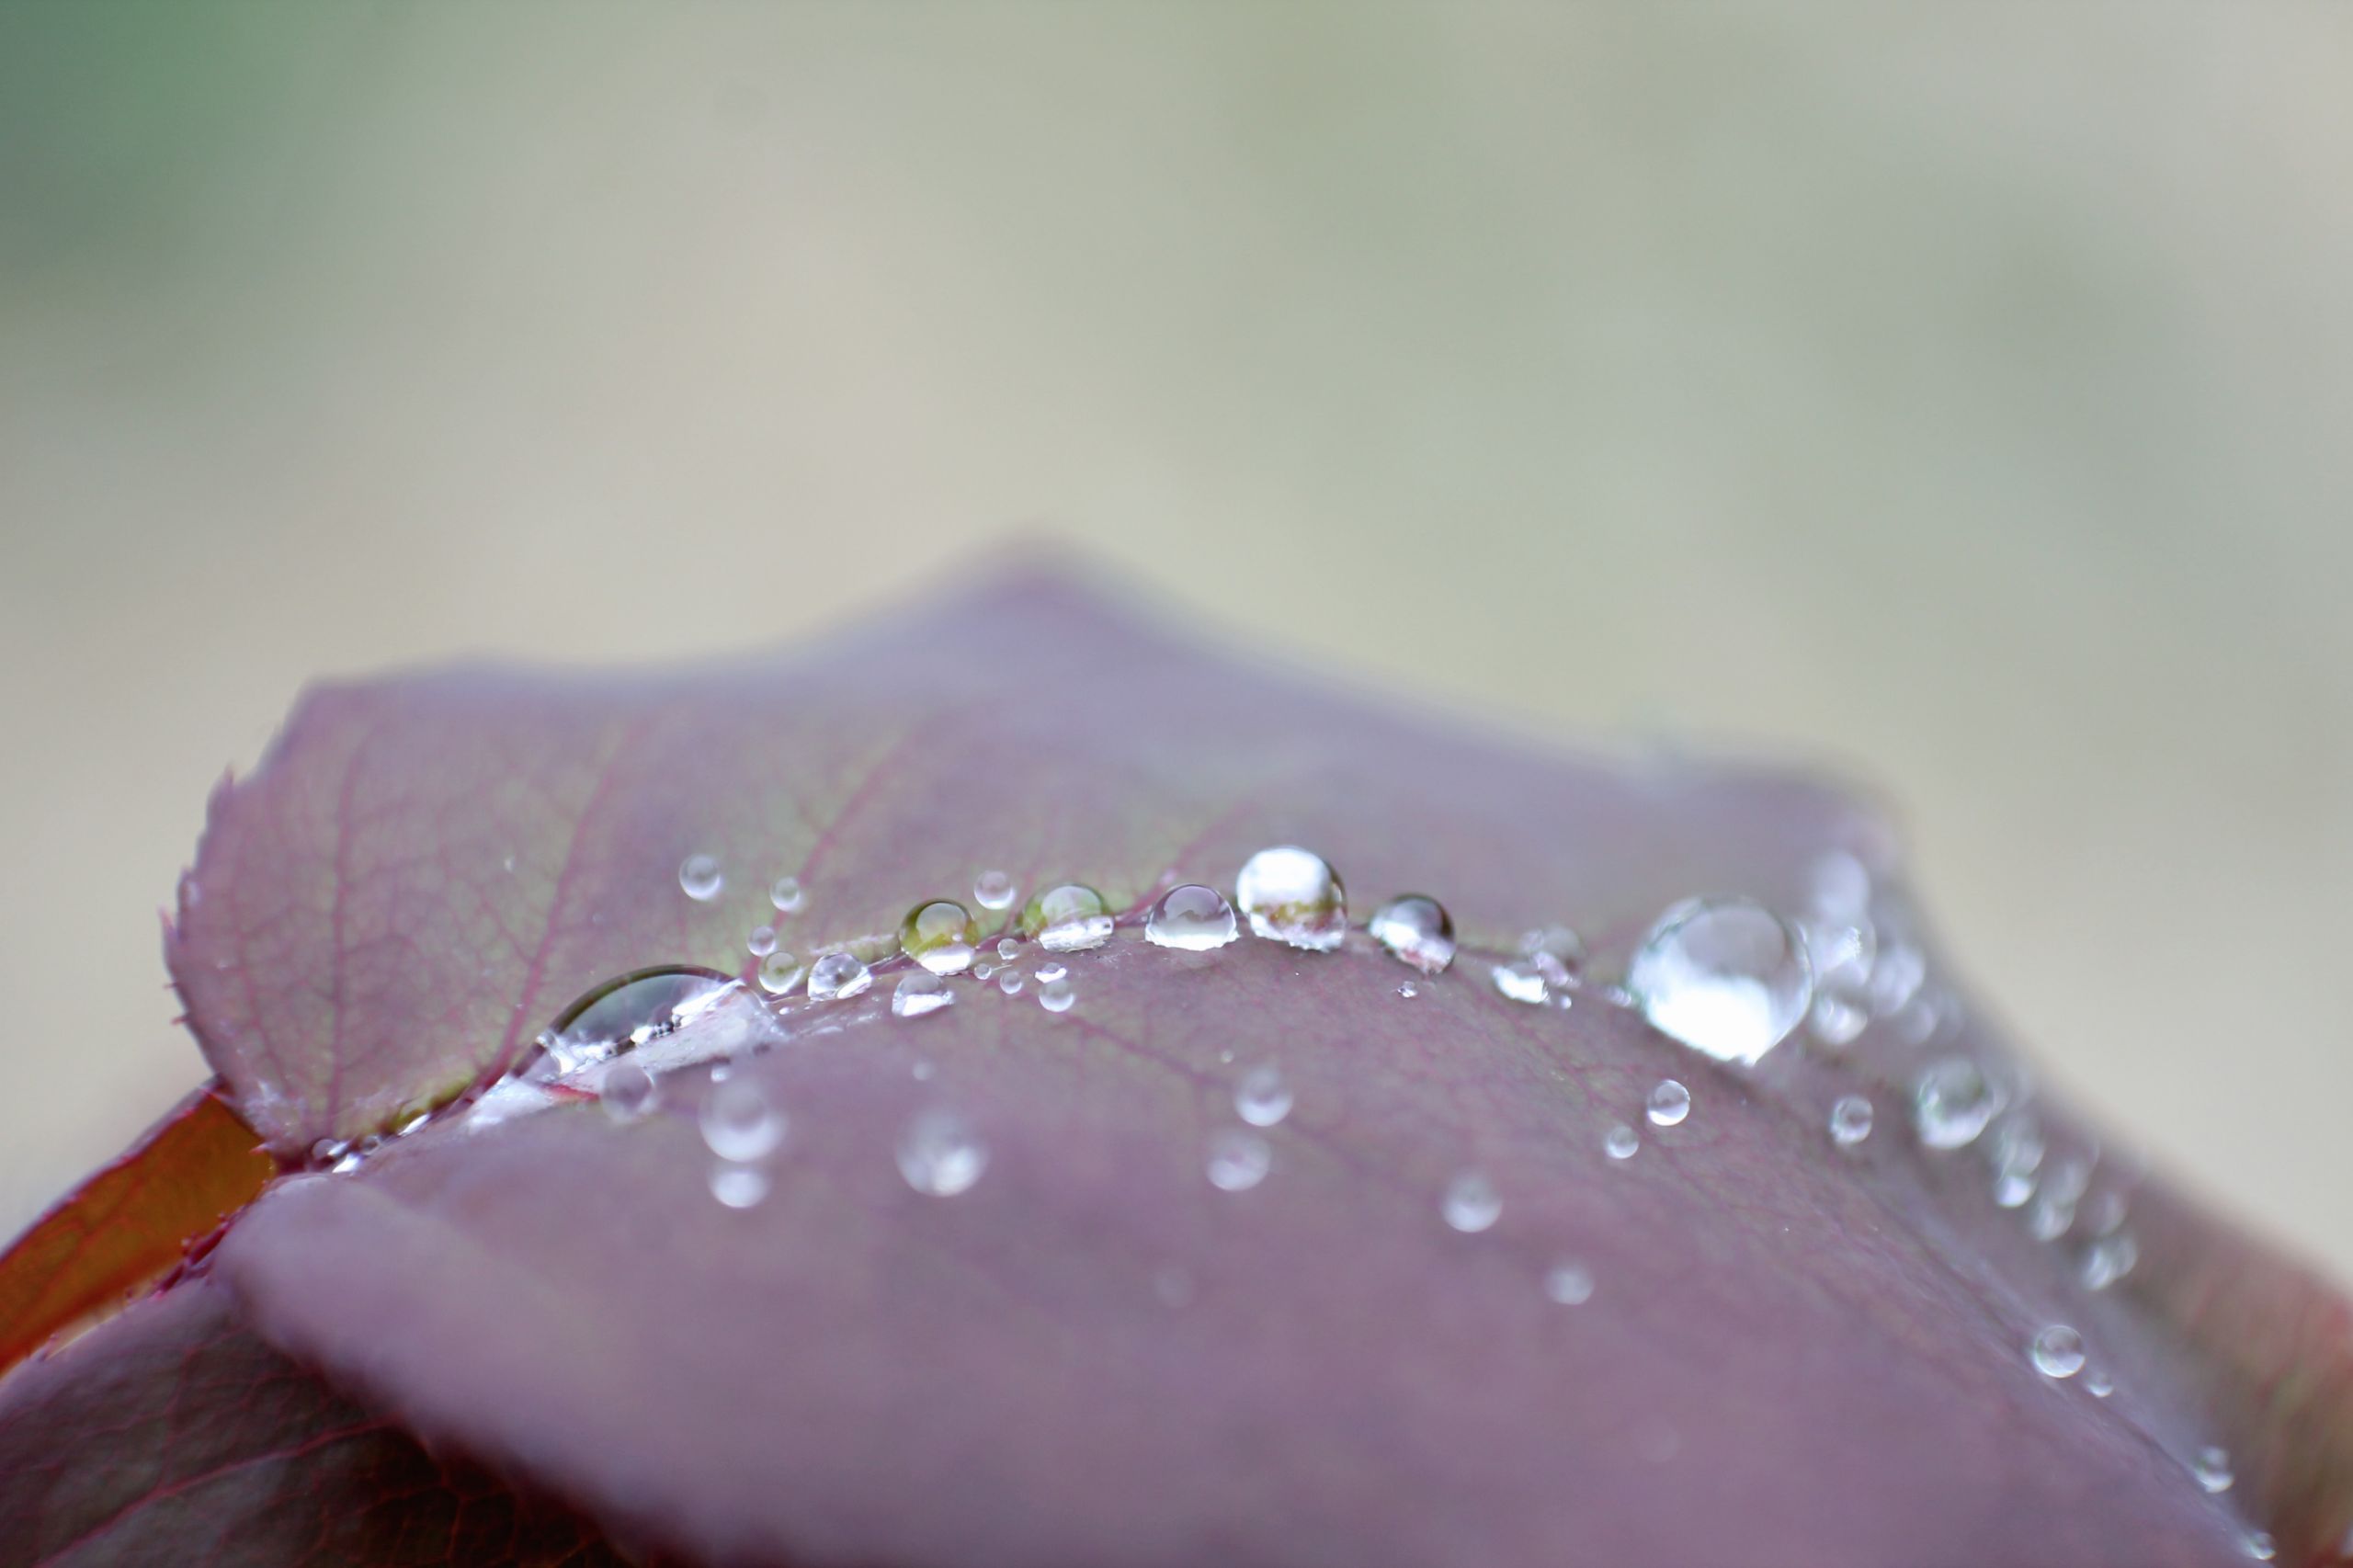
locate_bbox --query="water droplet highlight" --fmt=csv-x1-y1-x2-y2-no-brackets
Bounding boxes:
1234,1064,1293,1128
892,971,955,1019
1646,1080,1691,1128
1627,897,1813,1066
1913,1057,2002,1150
900,899,979,975
807,952,872,1001
1145,883,1239,950
1021,883,1115,952
1491,960,1550,1006
1369,894,1456,974
757,951,806,995
709,1161,768,1209
1034,960,1067,983
1441,1170,1502,1233
895,1108,987,1196
2029,1324,2085,1380
1234,846,1347,952
679,854,723,902
1396,980,1418,998
1605,1124,1640,1161
1544,1260,1596,1305
769,875,804,914
1038,976,1074,1013
599,1061,658,1121
972,869,1017,912
1206,1127,1272,1191
1829,1094,1874,1147
2192,1446,2233,1494
699,1078,784,1162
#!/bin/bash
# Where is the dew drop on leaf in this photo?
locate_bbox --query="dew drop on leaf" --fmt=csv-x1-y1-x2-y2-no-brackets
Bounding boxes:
2243,1530,2275,1562
897,1108,987,1197
1234,1064,1293,1128
1544,1261,1596,1305
900,899,979,975
2081,1233,2138,1290
1145,884,1239,950
1021,883,1115,953
541,965,737,1074
2029,1324,2085,1379
996,969,1026,996
1441,1170,1502,1233
679,854,723,902
709,1161,768,1210
1368,894,1456,974
599,1060,658,1122
2192,1445,2233,1494
1234,846,1347,952
768,875,805,915
1205,1127,1272,1191
1646,1080,1691,1127
1491,959,1550,1006
1828,1094,1874,1147
1034,960,1067,983
757,950,806,995
699,1078,784,1163
892,971,955,1019
972,869,1017,912
995,937,1020,962
1037,976,1074,1014
1605,1125,1640,1161
1913,1057,2001,1150
1518,925,1586,989
1627,896,1812,1066
746,925,777,958
807,952,872,1001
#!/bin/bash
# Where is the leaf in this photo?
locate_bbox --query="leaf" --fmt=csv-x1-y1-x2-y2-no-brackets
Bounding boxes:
0,1084,272,1377
0,1274,630,1568
140,568,2339,1563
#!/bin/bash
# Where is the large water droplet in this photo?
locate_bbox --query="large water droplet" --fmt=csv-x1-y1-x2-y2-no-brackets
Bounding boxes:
1038,976,1074,1013
2192,1446,2233,1494
1234,1064,1293,1128
896,1108,987,1196
709,1161,768,1210
2029,1324,2085,1379
900,899,979,975
1442,1170,1502,1233
769,875,805,914
699,1078,784,1162
1627,897,1813,1065
1235,846,1347,952
599,1061,658,1122
1146,884,1239,950
2080,1233,2138,1291
1913,1057,2002,1150
972,869,1017,912
1206,1127,1272,1191
1491,960,1550,1006
1829,1094,1874,1147
892,971,956,1019
1605,1124,1640,1161
807,951,872,1001
757,950,806,995
1544,1260,1596,1305
1369,895,1456,974
679,854,723,902
1021,883,1115,952
1646,1080,1691,1127
540,966,736,1074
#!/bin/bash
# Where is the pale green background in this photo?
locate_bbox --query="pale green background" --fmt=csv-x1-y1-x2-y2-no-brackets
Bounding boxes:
2,5,2347,1278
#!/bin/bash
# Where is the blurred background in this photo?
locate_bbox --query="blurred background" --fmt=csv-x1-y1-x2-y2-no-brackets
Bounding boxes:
1,5,2347,1275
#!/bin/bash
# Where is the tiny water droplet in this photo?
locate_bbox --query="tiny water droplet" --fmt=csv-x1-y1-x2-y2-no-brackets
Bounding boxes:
1396,980,1418,999
2029,1192,2078,1243
709,1161,768,1209
1442,1170,1502,1233
995,937,1020,961
1646,1080,1690,1128
1022,883,1115,952
1543,1260,1596,1305
1809,985,1869,1048
600,1061,658,1121
1034,960,1067,983
1234,846,1347,952
746,925,777,958
699,1078,784,1162
2243,1530,2274,1562
679,854,723,901
1369,894,1456,974
1038,976,1074,1013
1206,1127,1272,1191
1145,884,1239,950
2083,1187,2129,1237
2029,1324,2085,1379
1995,1170,2038,1209
541,966,737,1073
1628,897,1813,1065
311,1137,349,1167
1492,960,1550,1005
1518,926,1586,989
972,960,995,980
807,952,872,1001
757,950,806,995
1868,938,1927,1016
996,969,1026,996
972,869,1017,911
1234,1064,1293,1127
1913,1057,2001,1150
769,875,805,914
896,1107,987,1195
900,899,979,975
1829,1094,1874,1147
2081,1233,2138,1290
1605,1124,1640,1161
892,971,956,1018
2086,1369,2114,1398
2192,1446,2233,1494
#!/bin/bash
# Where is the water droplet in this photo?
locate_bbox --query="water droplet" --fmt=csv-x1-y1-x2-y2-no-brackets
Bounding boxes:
900,899,979,975
769,875,805,914
1034,960,1067,983
972,960,995,981
679,854,723,901
1913,1057,2001,1150
1234,1064,1293,1127
807,952,872,1001
541,966,737,1073
310,1137,349,1167
746,925,777,958
1021,883,1115,952
1206,1127,1272,1191
1491,959,1550,1006
896,1107,987,1196
1868,937,1927,1016
757,950,806,995
1627,897,1813,1065
1809,985,1869,1048
1518,926,1586,989
1038,976,1074,1013
1396,980,1418,999
1441,1170,1502,1233
1146,884,1239,950
699,1078,784,1162
599,1061,658,1121
2243,1529,2275,1562
1646,1080,1691,1128
709,1161,768,1209
2081,1233,2138,1291
1234,846,1347,952
995,937,1020,961
1994,1171,2038,1209
1369,895,1456,974
1605,1124,1640,1161
2192,1446,2233,1494
892,971,956,1019
2029,1324,2085,1379
972,869,1017,911
996,969,1026,996
2083,1187,2129,1237
1544,1260,1596,1305
2086,1369,2114,1398
2029,1192,2078,1243
1829,1094,1875,1147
